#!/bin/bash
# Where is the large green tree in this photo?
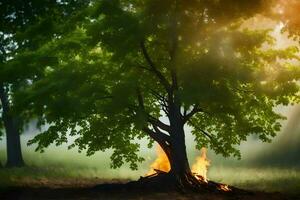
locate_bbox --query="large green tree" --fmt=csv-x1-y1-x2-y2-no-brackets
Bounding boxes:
18,0,300,188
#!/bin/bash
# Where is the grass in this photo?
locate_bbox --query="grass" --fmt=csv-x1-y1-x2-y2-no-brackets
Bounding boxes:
0,145,148,188
208,167,300,194
1,145,300,194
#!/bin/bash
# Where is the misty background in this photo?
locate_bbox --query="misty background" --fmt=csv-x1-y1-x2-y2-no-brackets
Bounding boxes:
0,105,299,190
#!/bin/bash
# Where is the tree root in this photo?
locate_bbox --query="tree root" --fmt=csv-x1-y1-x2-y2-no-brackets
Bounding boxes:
101,172,246,194
94,172,252,195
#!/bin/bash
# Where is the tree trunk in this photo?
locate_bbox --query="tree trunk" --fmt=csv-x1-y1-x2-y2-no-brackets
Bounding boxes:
157,105,201,190
167,103,190,175
150,119,201,191
0,84,25,168
169,127,191,177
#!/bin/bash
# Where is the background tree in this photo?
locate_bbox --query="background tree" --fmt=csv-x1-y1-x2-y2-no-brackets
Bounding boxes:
18,0,300,189
0,0,90,167
0,111,2,168
0,29,25,167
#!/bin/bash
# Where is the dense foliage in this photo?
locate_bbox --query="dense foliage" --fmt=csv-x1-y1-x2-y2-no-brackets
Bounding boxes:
0,0,91,167
0,0,90,137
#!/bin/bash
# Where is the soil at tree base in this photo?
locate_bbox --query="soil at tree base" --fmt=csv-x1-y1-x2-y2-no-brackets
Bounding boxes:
0,176,299,200
0,186,298,200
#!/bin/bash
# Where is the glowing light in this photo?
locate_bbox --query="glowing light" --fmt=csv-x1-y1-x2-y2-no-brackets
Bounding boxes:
147,146,170,175
219,184,231,192
192,147,210,182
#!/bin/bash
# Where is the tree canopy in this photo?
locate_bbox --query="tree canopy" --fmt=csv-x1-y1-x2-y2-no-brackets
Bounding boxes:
0,0,90,135
10,0,300,170
0,0,92,167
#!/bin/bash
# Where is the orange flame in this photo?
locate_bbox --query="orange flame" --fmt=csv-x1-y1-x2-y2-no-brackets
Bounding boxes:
219,184,231,192
192,147,210,182
147,146,231,192
147,146,210,181
147,146,170,175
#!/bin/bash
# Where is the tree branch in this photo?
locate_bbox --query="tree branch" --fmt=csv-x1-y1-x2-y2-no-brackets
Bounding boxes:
150,89,165,102
136,87,145,110
152,125,170,141
183,107,187,117
169,1,179,91
136,88,170,133
183,104,203,122
133,63,152,72
147,114,170,133
149,89,169,115
143,126,170,146
188,120,213,140
140,40,171,91
143,126,171,161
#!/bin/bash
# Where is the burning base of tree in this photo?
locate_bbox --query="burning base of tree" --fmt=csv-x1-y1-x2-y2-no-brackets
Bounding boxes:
96,147,248,194
95,170,249,195
138,170,235,193
124,146,246,193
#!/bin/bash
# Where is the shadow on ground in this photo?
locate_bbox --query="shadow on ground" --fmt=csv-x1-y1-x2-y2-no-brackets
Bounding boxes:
0,183,299,200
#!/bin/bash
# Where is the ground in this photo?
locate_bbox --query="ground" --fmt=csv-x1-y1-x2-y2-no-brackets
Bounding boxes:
0,182,299,200
0,175,299,200
0,188,296,200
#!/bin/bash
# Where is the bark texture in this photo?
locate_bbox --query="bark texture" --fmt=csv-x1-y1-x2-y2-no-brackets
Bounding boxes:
0,83,25,168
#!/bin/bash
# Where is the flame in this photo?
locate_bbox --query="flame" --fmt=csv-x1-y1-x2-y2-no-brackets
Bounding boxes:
147,145,170,175
147,146,232,192
192,147,210,182
219,184,231,192
147,146,210,181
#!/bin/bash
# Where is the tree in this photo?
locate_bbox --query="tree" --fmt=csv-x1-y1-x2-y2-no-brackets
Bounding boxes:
19,0,300,189
0,28,25,166
0,0,90,167
0,124,3,168
0,84,25,167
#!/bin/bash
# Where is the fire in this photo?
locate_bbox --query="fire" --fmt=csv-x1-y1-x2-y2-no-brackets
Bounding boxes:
147,146,232,192
147,146,210,181
219,184,231,192
147,145,170,175
192,147,210,182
